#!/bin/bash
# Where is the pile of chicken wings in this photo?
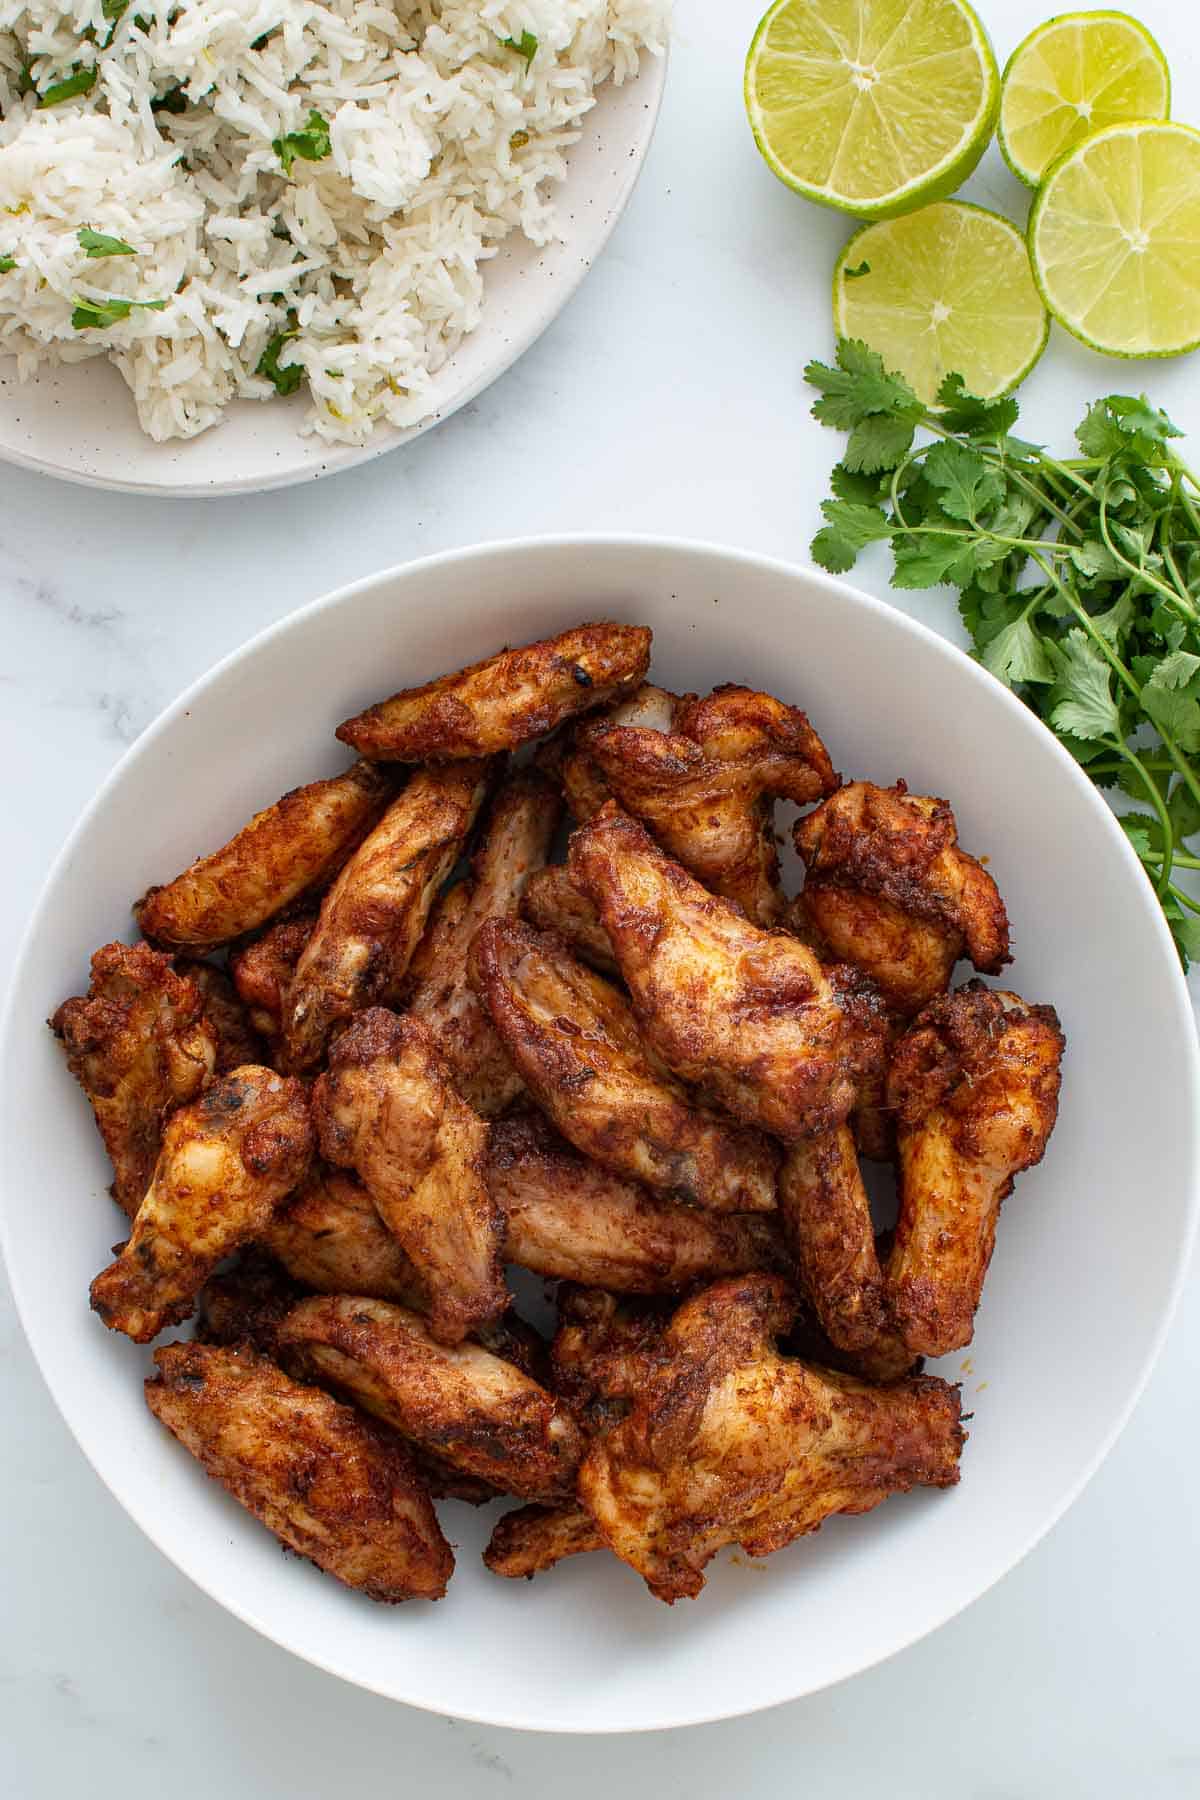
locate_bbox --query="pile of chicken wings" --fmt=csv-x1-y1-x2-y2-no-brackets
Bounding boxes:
52,621,1064,1607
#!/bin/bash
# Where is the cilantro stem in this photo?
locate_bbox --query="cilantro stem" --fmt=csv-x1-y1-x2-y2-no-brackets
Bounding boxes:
1116,744,1175,894
1142,849,1200,871
1168,883,1200,917
1098,486,1200,625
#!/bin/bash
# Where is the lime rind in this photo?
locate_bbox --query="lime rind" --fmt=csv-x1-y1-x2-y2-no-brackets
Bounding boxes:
744,0,1000,221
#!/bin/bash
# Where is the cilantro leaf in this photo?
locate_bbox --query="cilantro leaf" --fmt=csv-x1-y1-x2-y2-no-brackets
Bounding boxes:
257,314,303,395
71,295,166,329
922,440,1005,523
0,256,15,273
980,612,1056,687
811,497,891,571
1077,394,1182,463
842,260,870,280
37,66,97,107
79,227,135,259
273,110,331,176
500,30,538,63
102,0,130,18
1047,631,1121,742
843,413,915,474
1142,650,1200,752
933,373,1020,440
805,338,921,431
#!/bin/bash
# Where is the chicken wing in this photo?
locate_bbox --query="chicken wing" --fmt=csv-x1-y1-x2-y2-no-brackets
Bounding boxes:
260,1164,427,1307
228,912,315,1057
51,942,217,1218
541,682,682,824
794,782,1010,1016
275,1295,583,1501
489,1111,788,1293
187,963,266,1073
469,918,778,1213
145,1341,453,1602
778,1127,884,1351
312,1009,506,1344
197,1246,306,1354
575,686,838,923
90,1065,314,1342
284,761,491,1071
521,866,618,975
569,805,887,1140
578,1274,965,1602
483,1505,605,1578
135,762,394,951
335,624,652,761
885,983,1064,1357
403,770,560,1114
549,1285,671,1426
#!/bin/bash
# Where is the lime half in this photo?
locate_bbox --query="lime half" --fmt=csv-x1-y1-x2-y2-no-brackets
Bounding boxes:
833,201,1048,402
1029,120,1200,358
999,10,1170,188
745,0,999,219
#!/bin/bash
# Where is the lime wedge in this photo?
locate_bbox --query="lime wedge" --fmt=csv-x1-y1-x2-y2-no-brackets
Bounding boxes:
833,201,1048,402
999,10,1170,188
1029,120,1200,358
745,0,999,219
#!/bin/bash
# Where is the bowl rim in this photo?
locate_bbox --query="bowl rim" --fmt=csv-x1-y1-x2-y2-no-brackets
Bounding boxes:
4,532,1198,1731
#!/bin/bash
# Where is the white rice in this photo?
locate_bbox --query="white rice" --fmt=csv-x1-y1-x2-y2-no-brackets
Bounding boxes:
0,0,668,442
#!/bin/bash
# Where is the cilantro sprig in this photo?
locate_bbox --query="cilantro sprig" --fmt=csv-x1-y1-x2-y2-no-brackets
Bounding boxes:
272,110,331,176
79,227,135,259
807,337,1200,968
256,311,303,395
71,294,166,329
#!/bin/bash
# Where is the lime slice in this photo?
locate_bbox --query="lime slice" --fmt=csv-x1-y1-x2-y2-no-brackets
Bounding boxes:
833,201,1048,402
745,0,999,219
998,11,1170,188
1029,120,1200,358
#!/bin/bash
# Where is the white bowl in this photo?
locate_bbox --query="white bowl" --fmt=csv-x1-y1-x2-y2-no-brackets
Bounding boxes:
0,60,664,498
3,537,1196,1732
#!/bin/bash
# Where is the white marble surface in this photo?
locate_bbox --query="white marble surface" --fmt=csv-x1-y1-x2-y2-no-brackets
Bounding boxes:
3,1,1199,1790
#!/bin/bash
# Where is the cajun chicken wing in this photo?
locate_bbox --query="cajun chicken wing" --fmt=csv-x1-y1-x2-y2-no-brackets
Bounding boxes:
489,1111,788,1293
578,1274,965,1602
570,805,886,1140
285,761,491,1070
228,912,315,1058
469,918,777,1213
483,1505,605,1578
885,983,1064,1356
794,782,1010,1015
335,624,652,761
778,1126,884,1352
521,866,618,975
312,1009,506,1344
575,686,838,923
146,1341,453,1602
187,963,266,1073
260,1164,427,1306
136,762,394,950
402,770,560,1114
543,682,682,824
275,1295,582,1501
51,942,217,1217
90,1065,314,1342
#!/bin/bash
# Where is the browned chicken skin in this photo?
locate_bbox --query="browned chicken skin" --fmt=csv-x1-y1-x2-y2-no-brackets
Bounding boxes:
186,963,266,1072
778,1126,884,1351
136,762,394,951
335,624,652,761
90,1065,314,1342
285,761,491,1070
403,770,560,1114
260,1164,427,1306
52,942,217,1218
794,782,1010,1016
570,804,886,1140
521,866,618,975
543,682,682,824
146,1341,453,1602
469,917,778,1213
578,1274,965,1602
885,984,1064,1357
228,912,315,1058
313,1009,506,1345
483,1505,605,1578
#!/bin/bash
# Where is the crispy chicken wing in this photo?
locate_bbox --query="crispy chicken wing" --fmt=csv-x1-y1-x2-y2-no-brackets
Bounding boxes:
275,1295,582,1501
483,1505,605,1578
187,963,266,1073
312,1009,506,1344
146,1341,453,1602
335,624,652,762
489,1111,788,1293
228,913,315,1057
403,770,560,1114
469,918,778,1213
90,1066,314,1342
885,984,1064,1356
521,866,618,975
570,805,887,1140
543,683,682,824
136,762,394,951
794,782,1010,1015
260,1164,427,1306
284,761,491,1070
51,942,217,1217
778,1127,884,1351
197,1246,305,1353
578,1274,965,1602
550,1286,670,1423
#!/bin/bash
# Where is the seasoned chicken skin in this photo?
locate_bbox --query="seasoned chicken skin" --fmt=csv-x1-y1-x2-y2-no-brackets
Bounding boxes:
335,624,652,761
313,1009,506,1344
276,1295,583,1501
778,1126,884,1351
570,805,886,1140
542,682,682,824
794,782,1010,1015
146,1341,453,1602
186,963,266,1073
228,913,315,1056
260,1164,427,1307
577,686,838,923
885,984,1064,1357
52,942,217,1218
521,866,618,975
578,1274,965,1602
403,770,560,1114
285,761,491,1070
90,1065,314,1342
489,1111,788,1293
136,762,393,950
469,918,778,1213
483,1505,605,1579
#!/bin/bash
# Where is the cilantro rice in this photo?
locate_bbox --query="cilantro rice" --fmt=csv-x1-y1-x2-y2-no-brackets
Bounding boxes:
0,0,667,443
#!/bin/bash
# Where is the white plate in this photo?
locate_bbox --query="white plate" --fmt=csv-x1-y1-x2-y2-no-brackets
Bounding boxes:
2,536,1197,1731
0,60,665,498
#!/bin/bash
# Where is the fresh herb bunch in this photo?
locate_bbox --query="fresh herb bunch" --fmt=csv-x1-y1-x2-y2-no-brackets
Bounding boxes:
806,337,1200,967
